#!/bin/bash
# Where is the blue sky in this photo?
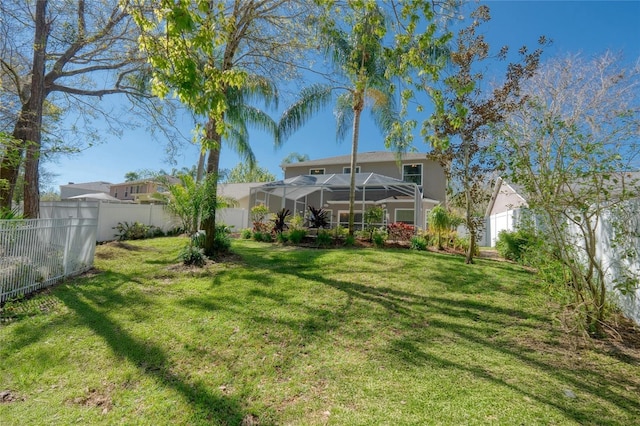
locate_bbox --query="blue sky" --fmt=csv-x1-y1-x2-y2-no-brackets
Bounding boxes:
49,1,640,190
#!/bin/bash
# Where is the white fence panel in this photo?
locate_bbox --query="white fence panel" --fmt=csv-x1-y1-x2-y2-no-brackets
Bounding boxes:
96,203,178,242
40,201,180,242
217,208,249,231
0,218,97,303
595,201,640,325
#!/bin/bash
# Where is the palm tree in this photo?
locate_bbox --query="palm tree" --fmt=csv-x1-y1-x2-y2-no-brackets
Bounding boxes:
278,4,400,236
199,75,279,255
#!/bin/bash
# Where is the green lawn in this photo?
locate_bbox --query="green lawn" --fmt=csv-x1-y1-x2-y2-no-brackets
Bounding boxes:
1,237,639,425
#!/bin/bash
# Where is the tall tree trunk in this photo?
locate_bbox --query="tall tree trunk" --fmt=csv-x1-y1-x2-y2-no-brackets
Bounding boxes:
23,0,50,218
201,117,221,257
348,93,364,236
0,0,50,216
463,137,475,264
0,115,28,209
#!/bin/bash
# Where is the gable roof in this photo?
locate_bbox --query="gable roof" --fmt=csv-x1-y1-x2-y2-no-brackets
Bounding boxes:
253,173,419,201
218,182,265,201
111,175,180,186
281,151,429,169
60,181,111,193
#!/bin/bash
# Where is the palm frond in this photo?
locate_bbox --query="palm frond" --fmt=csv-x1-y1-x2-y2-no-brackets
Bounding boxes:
334,92,354,142
277,83,333,146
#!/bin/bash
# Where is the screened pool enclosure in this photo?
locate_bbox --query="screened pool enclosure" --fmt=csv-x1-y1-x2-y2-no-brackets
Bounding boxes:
249,173,431,230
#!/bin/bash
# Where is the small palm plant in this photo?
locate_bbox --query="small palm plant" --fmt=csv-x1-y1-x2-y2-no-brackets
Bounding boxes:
428,205,451,250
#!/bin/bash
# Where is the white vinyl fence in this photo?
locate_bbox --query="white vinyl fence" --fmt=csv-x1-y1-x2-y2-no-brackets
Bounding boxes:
0,218,97,303
40,201,180,242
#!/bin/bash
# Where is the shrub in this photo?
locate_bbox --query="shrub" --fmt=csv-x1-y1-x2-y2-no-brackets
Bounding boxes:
240,228,252,239
428,205,450,250
179,244,207,267
332,225,348,239
289,214,304,230
316,230,332,247
410,236,428,251
262,232,273,243
453,235,479,256
251,204,271,233
364,206,384,241
307,206,330,228
253,231,265,242
495,229,540,263
343,234,356,247
387,222,415,242
0,207,23,220
372,228,387,248
354,230,369,240
113,221,158,241
191,230,206,248
272,208,291,234
214,224,232,253
288,228,307,244
276,232,289,244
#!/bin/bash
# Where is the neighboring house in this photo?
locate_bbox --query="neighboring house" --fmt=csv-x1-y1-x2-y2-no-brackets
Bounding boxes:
109,176,179,203
218,182,265,210
248,151,447,230
216,182,265,230
60,181,111,199
484,177,529,247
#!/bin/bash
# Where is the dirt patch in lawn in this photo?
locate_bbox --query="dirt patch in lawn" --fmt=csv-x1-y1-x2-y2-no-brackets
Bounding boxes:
69,386,114,414
0,390,25,403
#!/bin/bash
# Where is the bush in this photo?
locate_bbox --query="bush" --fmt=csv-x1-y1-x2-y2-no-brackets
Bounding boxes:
214,224,232,253
495,229,539,263
252,231,265,242
289,214,304,230
316,230,332,247
387,222,415,242
453,235,479,256
262,232,273,243
410,236,428,251
276,232,289,244
190,230,206,248
332,225,349,239
240,228,252,239
372,228,387,248
113,221,159,241
179,244,207,267
307,206,330,228
343,234,356,247
272,208,291,234
288,228,307,244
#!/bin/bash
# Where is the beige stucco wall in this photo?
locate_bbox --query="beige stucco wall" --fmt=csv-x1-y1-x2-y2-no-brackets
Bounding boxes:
284,157,446,204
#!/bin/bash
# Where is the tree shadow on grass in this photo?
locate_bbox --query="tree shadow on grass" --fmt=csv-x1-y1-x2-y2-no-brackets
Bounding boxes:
55,281,252,424
229,244,640,424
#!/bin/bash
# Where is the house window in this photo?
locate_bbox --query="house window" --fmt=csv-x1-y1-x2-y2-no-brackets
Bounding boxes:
124,191,128,197
339,211,363,229
114,192,118,198
309,168,325,175
343,166,361,174
395,209,415,225
403,164,422,185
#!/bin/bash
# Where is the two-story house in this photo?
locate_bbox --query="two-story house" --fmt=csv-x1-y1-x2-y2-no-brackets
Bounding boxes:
109,176,179,202
248,151,446,230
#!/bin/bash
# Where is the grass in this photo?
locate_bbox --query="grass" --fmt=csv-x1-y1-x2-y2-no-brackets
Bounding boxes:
1,237,639,425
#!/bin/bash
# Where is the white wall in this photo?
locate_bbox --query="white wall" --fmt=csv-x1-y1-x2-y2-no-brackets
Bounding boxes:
40,202,249,241
217,208,249,231
487,209,521,247
40,201,178,242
